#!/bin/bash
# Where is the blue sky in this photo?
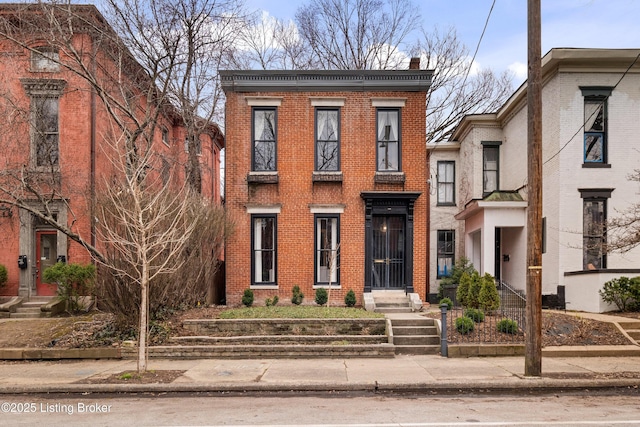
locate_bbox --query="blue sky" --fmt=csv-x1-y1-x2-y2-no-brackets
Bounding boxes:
244,0,640,85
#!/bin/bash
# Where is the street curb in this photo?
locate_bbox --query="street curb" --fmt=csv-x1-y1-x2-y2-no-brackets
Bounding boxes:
0,378,638,395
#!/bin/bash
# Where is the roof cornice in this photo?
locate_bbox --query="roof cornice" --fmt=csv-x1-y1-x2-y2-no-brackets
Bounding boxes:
219,69,433,93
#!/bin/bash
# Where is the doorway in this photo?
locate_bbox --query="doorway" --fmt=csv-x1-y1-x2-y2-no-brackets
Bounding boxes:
36,230,58,296
371,215,405,289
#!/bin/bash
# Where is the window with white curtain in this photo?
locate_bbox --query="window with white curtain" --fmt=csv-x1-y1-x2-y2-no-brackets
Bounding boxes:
483,145,499,195
252,108,277,171
437,161,455,205
252,215,276,285
376,109,400,171
316,215,339,286
315,108,340,171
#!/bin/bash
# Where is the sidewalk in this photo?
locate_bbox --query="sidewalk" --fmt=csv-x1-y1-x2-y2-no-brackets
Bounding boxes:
1,353,640,394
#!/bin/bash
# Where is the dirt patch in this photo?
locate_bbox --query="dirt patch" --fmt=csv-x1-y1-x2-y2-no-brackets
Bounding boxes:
424,311,635,346
76,370,185,384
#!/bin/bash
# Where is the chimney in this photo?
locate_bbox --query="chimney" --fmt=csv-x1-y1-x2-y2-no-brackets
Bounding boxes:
409,57,420,70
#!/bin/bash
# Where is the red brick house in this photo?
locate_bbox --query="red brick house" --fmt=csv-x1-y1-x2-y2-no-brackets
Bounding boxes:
221,65,432,307
0,4,223,299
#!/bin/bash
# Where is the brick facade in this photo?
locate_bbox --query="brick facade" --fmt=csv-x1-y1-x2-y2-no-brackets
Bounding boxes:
0,5,222,297
222,70,431,306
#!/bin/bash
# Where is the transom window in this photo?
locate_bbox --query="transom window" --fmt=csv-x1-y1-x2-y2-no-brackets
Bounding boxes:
252,108,277,171
252,215,277,285
437,230,455,278
437,161,455,205
376,109,400,172
315,108,340,171
315,215,340,286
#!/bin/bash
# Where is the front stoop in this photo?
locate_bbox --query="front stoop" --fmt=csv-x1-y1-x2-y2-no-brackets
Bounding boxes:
372,290,414,314
10,298,55,319
389,316,440,355
618,321,640,345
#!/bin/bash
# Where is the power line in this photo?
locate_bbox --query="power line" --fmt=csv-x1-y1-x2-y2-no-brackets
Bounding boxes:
543,51,640,165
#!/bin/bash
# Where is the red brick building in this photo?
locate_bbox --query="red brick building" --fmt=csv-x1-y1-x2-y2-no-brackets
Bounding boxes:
0,4,223,298
221,67,432,306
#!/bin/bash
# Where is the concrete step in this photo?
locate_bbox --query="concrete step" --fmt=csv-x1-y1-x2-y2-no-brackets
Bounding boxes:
375,302,411,308
625,330,640,340
394,344,440,355
375,308,413,314
15,307,42,314
393,335,440,346
10,312,43,319
390,318,436,327
170,335,388,345
619,321,640,330
392,325,438,336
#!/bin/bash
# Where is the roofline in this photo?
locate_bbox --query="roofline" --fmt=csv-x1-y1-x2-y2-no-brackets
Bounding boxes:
451,48,640,139
219,69,433,93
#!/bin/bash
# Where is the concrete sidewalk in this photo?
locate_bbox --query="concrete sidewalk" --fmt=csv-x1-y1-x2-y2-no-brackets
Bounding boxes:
1,353,640,394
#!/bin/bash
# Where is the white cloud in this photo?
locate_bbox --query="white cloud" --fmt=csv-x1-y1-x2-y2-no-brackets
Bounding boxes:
508,62,527,84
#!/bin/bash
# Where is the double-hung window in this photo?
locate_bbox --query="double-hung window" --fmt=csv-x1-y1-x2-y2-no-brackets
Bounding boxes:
437,230,455,278
315,108,340,171
252,215,277,285
580,189,612,270
437,161,455,205
33,96,60,167
482,142,500,195
252,108,277,171
581,87,612,165
315,215,340,286
376,109,400,171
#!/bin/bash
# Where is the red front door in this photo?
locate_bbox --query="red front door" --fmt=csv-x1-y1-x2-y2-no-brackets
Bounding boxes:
36,230,58,296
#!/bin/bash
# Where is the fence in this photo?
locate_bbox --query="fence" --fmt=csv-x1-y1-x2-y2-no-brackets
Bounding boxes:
443,280,526,344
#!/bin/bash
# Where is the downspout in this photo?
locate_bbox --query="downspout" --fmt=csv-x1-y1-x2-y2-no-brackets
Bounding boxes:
90,47,96,251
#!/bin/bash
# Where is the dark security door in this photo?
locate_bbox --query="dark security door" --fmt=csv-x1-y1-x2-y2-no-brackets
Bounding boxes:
371,215,405,289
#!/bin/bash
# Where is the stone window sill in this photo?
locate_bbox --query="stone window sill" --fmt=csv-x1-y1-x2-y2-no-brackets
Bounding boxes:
247,171,279,184
312,171,343,182
374,171,405,183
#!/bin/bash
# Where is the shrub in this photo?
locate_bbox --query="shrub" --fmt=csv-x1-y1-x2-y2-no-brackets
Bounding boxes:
315,287,328,306
291,285,304,305
466,271,482,309
464,308,485,323
0,264,7,288
455,316,474,334
497,318,519,334
42,262,95,313
456,272,472,307
265,295,279,307
439,297,453,310
599,276,640,312
438,256,476,298
242,289,254,307
478,273,500,311
344,290,357,307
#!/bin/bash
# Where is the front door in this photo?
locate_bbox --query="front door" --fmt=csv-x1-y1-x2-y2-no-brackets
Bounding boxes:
371,215,405,289
36,230,58,296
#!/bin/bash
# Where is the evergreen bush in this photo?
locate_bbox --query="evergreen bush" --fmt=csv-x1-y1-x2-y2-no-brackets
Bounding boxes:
344,289,357,307
242,289,254,307
599,276,640,312
497,318,519,334
439,297,453,310
265,295,279,307
42,262,95,313
315,287,328,306
464,308,485,323
466,271,482,309
456,272,472,307
455,316,474,334
478,273,500,311
291,285,304,305
0,264,7,288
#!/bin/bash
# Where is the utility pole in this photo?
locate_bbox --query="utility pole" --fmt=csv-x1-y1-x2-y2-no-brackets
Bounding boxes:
525,0,543,376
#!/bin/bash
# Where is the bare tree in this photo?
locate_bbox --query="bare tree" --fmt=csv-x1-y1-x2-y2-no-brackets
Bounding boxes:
607,169,640,253
0,2,233,372
295,0,420,70
415,26,513,143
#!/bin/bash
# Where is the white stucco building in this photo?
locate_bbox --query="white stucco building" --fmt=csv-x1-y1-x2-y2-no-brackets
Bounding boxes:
429,48,640,313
